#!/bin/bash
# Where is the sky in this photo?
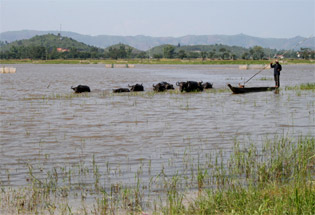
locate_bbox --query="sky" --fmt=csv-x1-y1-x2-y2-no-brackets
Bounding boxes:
1,0,314,38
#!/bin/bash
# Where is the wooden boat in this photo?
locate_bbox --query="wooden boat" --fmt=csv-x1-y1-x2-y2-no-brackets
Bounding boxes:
227,84,277,94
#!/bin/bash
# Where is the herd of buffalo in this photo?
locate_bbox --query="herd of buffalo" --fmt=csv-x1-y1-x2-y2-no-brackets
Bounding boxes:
71,81,213,94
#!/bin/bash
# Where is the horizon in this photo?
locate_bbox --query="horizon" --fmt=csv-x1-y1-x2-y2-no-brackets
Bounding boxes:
1,0,314,39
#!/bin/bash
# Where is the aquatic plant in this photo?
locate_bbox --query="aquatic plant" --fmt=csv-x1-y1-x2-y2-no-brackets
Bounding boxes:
259,76,273,81
300,83,315,90
1,135,313,214
285,82,315,91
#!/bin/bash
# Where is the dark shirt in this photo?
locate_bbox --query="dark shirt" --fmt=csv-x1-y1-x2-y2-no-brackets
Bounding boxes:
270,62,282,75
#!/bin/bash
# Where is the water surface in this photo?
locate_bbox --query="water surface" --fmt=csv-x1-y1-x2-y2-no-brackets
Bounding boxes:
0,64,314,188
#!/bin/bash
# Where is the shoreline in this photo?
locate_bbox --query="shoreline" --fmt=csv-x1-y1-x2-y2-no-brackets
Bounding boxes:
1,59,314,65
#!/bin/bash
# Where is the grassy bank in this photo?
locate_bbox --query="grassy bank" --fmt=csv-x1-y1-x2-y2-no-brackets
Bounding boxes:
1,58,314,65
1,135,314,214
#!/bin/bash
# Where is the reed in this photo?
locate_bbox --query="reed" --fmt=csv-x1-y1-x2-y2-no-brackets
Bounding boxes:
185,135,315,214
285,82,315,91
0,135,314,214
300,83,315,90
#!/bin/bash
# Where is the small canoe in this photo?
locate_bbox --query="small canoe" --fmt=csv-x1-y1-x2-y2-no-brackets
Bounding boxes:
227,84,277,94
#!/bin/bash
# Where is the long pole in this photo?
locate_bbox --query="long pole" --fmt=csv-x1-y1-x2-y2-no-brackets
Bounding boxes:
243,64,269,85
243,34,313,86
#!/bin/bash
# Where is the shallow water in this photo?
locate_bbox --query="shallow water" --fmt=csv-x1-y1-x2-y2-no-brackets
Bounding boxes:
0,64,314,188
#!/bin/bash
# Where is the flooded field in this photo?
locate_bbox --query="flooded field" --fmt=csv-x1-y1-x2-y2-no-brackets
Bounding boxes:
0,64,314,212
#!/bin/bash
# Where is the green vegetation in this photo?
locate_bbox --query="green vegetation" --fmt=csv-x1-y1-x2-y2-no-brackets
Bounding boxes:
151,44,275,60
1,135,314,214
285,83,315,91
1,34,93,52
300,83,315,90
104,43,144,59
185,135,315,214
259,77,273,81
0,34,102,60
1,33,314,61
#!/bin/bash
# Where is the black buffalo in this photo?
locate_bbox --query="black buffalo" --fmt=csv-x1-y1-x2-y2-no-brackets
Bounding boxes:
71,85,91,93
153,82,174,92
202,82,213,89
129,84,144,92
112,88,130,93
176,81,203,92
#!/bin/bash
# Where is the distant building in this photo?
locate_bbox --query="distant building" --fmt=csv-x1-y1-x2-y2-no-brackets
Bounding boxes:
275,55,284,59
57,48,69,52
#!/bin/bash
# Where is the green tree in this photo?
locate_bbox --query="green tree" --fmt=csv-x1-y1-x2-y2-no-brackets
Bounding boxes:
299,48,312,59
249,46,265,60
49,47,60,59
29,46,46,59
137,52,147,59
118,45,127,58
90,47,99,59
69,47,79,59
127,47,133,58
200,51,207,60
208,51,215,59
221,52,230,60
187,52,200,59
18,46,29,59
9,46,19,59
163,45,175,58
231,54,237,60
242,52,250,60
108,47,119,59
177,50,187,59
153,53,163,59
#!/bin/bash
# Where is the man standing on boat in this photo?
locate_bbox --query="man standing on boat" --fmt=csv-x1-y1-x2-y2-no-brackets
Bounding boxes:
270,60,282,88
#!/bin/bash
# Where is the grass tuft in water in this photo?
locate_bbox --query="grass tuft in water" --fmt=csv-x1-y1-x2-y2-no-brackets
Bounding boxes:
285,82,315,91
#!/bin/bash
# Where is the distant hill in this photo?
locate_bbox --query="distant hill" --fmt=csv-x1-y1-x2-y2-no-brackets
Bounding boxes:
0,34,96,52
1,30,314,51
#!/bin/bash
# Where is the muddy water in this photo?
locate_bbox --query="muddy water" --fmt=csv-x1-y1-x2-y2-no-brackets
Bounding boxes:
0,64,314,188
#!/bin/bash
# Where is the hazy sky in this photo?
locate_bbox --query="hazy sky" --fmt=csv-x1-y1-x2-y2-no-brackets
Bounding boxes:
1,0,314,38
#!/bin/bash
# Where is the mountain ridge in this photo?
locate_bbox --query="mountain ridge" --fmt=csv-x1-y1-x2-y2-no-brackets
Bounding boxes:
1,30,314,51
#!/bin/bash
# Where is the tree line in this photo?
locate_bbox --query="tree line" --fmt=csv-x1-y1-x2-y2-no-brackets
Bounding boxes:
0,44,148,60
160,45,315,60
1,42,314,60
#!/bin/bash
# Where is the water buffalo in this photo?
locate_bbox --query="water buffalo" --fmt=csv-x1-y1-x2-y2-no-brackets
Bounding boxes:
112,88,130,93
202,82,213,89
153,82,174,92
162,82,174,90
129,84,144,92
71,85,91,93
176,81,203,92
153,83,166,92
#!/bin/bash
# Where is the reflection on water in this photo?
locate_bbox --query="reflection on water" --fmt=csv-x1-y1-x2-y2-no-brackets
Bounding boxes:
0,64,314,187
